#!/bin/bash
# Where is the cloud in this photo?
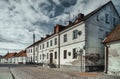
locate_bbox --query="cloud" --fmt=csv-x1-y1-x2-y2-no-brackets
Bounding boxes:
0,0,120,55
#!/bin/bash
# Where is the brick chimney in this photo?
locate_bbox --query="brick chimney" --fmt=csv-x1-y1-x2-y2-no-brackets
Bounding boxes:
54,24,65,34
75,13,84,23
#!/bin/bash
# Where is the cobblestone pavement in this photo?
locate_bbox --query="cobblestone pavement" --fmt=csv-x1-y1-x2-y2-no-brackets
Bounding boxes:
10,66,120,79
0,67,13,79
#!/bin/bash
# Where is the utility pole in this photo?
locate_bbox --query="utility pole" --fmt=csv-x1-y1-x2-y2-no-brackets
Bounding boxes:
33,32,35,64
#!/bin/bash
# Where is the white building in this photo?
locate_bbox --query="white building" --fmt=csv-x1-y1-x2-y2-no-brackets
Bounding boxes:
14,50,27,64
26,1,120,72
103,24,120,76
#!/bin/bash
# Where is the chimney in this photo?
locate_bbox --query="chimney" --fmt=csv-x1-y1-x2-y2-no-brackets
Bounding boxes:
75,13,84,23
41,37,44,40
67,21,73,26
54,24,60,34
78,13,84,19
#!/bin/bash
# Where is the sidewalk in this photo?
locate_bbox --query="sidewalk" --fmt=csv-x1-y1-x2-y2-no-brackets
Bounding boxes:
0,67,13,79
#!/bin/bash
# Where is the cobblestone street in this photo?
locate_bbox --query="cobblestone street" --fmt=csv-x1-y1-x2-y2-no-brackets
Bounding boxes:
10,65,120,79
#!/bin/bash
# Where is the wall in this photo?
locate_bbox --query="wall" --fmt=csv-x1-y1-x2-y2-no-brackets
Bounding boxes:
59,22,86,71
107,41,120,76
85,2,119,67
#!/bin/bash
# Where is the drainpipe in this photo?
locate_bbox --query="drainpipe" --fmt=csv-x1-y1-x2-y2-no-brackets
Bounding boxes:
58,33,60,68
104,44,109,73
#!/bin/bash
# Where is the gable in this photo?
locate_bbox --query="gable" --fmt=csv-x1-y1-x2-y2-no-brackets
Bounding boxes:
85,1,119,27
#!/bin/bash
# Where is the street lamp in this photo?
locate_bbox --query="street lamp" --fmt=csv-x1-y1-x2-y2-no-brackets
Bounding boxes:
76,30,83,72
76,48,83,72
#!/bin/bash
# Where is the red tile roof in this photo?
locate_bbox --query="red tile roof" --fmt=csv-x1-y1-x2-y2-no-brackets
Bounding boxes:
3,52,17,59
15,50,27,57
103,24,120,44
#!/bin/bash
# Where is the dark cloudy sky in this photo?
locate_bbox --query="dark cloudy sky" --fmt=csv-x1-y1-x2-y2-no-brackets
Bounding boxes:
0,0,120,55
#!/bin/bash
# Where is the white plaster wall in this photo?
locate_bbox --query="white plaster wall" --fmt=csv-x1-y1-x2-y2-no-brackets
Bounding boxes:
60,22,85,65
37,34,59,64
108,41,120,76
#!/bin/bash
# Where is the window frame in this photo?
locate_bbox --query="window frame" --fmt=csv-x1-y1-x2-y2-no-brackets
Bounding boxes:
63,34,67,42
63,50,67,59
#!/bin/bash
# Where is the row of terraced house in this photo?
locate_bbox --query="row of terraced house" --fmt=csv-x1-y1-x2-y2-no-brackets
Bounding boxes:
1,1,120,76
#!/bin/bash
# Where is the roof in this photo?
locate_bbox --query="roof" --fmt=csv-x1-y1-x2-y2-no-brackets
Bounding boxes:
15,50,27,57
26,1,119,48
103,24,120,44
2,52,17,59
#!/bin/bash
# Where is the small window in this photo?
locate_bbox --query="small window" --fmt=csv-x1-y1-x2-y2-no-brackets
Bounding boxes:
47,42,49,47
54,52,57,59
97,15,99,21
73,30,78,39
105,14,109,24
54,38,57,45
50,40,52,46
47,53,49,59
113,17,116,26
36,47,38,51
42,44,44,49
63,50,67,59
39,45,41,50
63,34,67,42
42,54,44,59
40,55,41,59
105,31,109,37
73,48,77,59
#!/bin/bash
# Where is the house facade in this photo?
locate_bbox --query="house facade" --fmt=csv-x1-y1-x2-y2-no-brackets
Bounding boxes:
2,52,17,63
14,50,27,64
26,1,120,72
103,24,120,76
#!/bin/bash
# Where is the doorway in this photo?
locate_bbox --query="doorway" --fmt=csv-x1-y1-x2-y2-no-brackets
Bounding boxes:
50,53,53,64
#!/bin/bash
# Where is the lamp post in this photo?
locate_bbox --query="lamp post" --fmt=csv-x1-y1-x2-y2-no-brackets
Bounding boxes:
76,48,83,72
76,30,84,72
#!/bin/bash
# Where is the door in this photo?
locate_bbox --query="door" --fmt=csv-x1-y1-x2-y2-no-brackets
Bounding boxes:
50,53,53,64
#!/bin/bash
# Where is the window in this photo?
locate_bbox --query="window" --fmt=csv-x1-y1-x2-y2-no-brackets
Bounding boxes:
113,17,116,26
42,44,44,49
73,30,78,39
105,14,109,24
63,34,67,42
47,42,49,47
40,55,41,60
97,15,99,21
105,31,109,37
40,45,41,50
47,53,49,59
42,54,44,60
54,38,57,45
36,47,38,51
50,40,52,46
73,48,77,59
54,52,57,59
63,50,67,59
31,49,32,53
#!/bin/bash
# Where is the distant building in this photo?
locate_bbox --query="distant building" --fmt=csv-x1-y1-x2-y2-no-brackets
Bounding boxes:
0,55,2,63
103,24,120,76
26,1,120,72
2,52,17,63
14,50,27,64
